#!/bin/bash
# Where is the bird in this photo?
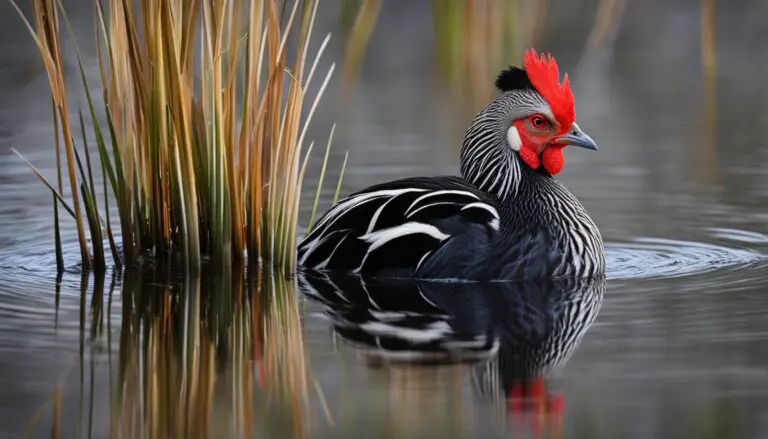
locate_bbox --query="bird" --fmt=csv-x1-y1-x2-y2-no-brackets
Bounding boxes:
298,49,605,281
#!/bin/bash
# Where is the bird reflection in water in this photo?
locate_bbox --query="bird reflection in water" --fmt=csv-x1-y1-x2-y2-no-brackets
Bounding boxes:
299,272,605,436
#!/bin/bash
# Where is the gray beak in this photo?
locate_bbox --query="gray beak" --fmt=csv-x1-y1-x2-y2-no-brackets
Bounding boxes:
555,123,598,151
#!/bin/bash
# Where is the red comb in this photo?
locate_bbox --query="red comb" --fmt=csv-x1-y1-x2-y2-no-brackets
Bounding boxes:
523,49,575,132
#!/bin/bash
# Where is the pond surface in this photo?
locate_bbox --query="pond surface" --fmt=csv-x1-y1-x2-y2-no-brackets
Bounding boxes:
2,1,768,438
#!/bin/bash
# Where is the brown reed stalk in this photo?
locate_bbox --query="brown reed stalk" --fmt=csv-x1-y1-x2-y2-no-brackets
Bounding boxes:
11,0,340,274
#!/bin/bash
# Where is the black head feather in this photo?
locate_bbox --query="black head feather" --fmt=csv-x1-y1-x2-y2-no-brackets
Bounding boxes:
495,66,534,93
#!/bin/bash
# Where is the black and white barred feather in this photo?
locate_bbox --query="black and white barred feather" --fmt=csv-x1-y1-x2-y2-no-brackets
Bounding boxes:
298,176,502,279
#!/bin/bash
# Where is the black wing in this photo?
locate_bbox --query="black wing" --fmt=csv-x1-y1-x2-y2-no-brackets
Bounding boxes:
298,176,502,278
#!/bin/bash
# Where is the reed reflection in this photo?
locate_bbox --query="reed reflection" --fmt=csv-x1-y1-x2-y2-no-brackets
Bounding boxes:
117,266,317,438
35,266,318,439
299,272,604,437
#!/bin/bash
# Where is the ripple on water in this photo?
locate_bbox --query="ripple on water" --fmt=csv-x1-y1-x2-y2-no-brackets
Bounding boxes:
0,265,120,355
0,241,87,273
605,236,766,280
2,229,767,280
707,227,768,245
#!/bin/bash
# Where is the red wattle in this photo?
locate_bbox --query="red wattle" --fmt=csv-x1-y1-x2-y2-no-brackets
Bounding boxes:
519,146,540,170
542,146,564,175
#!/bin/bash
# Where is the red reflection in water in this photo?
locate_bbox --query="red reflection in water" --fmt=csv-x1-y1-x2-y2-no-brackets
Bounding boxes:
506,377,565,438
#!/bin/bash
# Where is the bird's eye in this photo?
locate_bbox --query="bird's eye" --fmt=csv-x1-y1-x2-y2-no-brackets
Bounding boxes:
531,116,545,128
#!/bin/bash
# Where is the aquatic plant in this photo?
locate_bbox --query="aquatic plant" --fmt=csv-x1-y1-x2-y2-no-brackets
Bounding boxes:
10,0,340,275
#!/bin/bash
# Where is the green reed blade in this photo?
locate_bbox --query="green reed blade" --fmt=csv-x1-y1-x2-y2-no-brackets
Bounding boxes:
81,181,106,270
78,111,97,199
102,108,132,259
78,109,121,267
306,123,335,231
78,112,108,270
72,139,89,192
75,57,120,199
74,141,108,270
53,194,64,272
332,150,348,204
101,159,122,269
297,140,315,228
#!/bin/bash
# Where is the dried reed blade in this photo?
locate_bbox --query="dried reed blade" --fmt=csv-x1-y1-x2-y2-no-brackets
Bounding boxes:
10,147,77,219
11,0,92,268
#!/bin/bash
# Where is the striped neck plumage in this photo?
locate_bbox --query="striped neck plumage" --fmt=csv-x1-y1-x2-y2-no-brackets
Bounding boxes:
460,102,524,202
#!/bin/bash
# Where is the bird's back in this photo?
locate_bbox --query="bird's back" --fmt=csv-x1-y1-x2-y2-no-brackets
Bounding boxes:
298,175,510,280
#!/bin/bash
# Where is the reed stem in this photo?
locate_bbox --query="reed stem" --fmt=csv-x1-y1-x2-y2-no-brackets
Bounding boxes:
11,0,338,275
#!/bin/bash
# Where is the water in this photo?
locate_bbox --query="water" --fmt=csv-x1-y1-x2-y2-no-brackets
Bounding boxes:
2,1,768,438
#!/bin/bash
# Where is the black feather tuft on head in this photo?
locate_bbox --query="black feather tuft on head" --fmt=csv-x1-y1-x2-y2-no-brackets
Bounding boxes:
495,66,534,93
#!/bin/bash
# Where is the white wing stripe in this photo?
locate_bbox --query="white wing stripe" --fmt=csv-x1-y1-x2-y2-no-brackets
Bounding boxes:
310,196,385,234
405,190,480,216
299,186,503,273
315,233,349,269
461,202,500,220
309,188,427,238
360,222,450,252
301,189,428,259
299,229,346,265
415,251,432,272
355,223,450,273
406,201,464,219
365,193,401,234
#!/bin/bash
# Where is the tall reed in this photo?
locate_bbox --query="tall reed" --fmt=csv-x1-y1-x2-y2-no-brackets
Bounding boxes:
11,0,338,275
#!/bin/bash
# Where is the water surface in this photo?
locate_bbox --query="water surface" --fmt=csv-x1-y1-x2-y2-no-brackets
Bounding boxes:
2,1,768,438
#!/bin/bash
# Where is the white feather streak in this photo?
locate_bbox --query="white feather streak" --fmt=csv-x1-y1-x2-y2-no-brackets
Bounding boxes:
461,202,500,220
405,190,480,216
406,201,462,218
309,188,426,237
360,222,450,252
300,188,427,262
415,251,431,272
